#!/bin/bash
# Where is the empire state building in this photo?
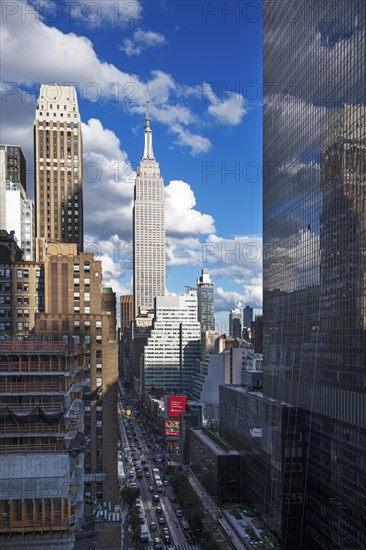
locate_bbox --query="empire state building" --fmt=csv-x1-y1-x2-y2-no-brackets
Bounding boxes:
133,97,166,315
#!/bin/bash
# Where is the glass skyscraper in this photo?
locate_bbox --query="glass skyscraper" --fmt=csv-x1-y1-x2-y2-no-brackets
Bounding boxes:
264,1,365,548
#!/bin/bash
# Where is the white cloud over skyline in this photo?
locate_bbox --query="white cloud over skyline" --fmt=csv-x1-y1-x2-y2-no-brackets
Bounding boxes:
120,29,166,56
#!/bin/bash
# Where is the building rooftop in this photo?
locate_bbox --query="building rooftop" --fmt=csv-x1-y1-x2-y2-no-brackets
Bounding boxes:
192,428,238,456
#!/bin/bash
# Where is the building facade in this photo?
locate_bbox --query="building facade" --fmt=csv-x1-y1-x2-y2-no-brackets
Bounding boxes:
0,340,85,549
243,305,253,328
34,84,83,251
142,290,201,394
133,98,165,315
120,294,134,334
189,428,241,506
0,145,34,260
220,386,305,550
0,242,118,505
229,307,242,338
197,268,215,333
263,1,366,548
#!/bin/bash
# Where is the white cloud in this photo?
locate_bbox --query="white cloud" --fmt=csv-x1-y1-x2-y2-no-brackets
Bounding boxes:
65,0,142,28
171,124,212,156
165,180,215,237
166,243,202,267
82,118,136,241
2,2,249,157
120,29,166,56
215,283,262,311
0,4,210,156
204,83,247,126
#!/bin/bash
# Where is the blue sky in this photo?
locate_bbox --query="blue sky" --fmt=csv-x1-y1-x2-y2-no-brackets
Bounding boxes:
1,0,263,331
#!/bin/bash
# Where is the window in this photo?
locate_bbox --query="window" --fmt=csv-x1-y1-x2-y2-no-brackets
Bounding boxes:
96,335,102,343
73,278,80,286
84,292,90,302
84,306,90,314
96,320,102,329
73,264,80,272
96,420,103,428
84,278,90,287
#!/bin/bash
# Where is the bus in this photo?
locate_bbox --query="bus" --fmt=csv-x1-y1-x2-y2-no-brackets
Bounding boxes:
140,524,149,543
152,468,164,492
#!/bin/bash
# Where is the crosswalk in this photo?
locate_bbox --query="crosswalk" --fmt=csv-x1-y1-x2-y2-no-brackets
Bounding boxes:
175,545,200,550
126,546,200,550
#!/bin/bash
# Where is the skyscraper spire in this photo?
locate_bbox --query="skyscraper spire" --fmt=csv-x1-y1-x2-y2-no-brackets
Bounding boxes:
143,88,154,159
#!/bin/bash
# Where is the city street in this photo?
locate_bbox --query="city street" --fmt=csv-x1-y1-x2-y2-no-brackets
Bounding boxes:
117,381,199,550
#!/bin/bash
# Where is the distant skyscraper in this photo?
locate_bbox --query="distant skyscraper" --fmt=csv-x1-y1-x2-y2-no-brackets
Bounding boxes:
133,97,165,315
0,145,34,260
120,294,134,334
34,84,83,251
197,268,215,332
243,305,253,328
263,1,366,548
229,307,241,338
142,290,201,394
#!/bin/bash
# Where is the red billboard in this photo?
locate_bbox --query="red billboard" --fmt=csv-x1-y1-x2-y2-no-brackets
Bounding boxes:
167,395,187,417
165,419,179,437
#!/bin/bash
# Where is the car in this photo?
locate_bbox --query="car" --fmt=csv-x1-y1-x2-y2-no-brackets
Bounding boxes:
149,521,157,531
145,471,150,477
155,505,162,514
153,537,163,550
158,517,165,525
148,485,154,492
162,527,169,536
175,508,183,517
153,494,159,502
130,482,137,488
163,480,169,486
163,534,171,544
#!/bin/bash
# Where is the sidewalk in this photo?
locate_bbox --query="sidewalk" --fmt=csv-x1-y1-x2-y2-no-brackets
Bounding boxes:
187,469,245,549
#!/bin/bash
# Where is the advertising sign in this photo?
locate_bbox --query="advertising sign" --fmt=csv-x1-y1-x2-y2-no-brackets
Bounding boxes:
249,427,263,438
165,419,179,437
167,396,187,417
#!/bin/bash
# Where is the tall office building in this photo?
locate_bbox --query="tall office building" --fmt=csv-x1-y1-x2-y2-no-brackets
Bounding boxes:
34,84,83,251
229,307,242,338
263,1,366,548
197,268,215,332
142,289,201,394
120,294,134,334
0,240,119,505
133,98,165,315
243,305,253,328
0,145,34,260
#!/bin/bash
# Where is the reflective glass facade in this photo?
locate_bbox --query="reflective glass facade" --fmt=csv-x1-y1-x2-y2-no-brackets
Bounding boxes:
264,1,366,548
189,428,241,506
220,386,305,549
